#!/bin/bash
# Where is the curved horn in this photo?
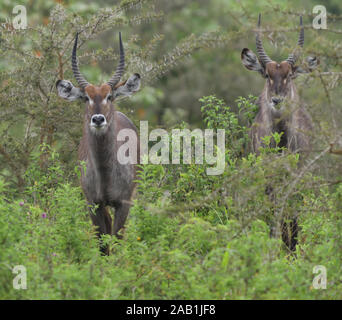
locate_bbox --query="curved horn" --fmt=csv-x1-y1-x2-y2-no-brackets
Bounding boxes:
72,33,89,89
107,32,125,88
286,16,304,65
256,13,273,66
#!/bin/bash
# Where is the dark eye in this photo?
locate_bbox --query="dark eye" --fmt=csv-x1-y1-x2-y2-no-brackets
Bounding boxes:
107,94,113,101
84,96,89,102
265,74,269,79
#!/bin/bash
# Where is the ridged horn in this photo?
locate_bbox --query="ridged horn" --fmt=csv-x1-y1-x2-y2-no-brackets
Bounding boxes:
256,13,273,66
71,33,89,89
107,32,125,88
286,16,304,65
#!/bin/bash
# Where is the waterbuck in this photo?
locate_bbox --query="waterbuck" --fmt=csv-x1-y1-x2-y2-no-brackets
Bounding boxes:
241,14,319,153
241,15,319,250
56,32,141,254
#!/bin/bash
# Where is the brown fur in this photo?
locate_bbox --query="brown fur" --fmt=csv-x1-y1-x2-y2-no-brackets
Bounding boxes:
248,60,313,251
250,61,312,154
85,84,112,99
79,82,139,255
241,17,317,251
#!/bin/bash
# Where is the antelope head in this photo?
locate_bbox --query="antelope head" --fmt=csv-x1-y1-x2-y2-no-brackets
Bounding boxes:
241,14,319,109
56,32,141,135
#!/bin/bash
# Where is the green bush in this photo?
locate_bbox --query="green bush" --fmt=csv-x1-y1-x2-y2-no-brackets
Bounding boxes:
1,95,342,299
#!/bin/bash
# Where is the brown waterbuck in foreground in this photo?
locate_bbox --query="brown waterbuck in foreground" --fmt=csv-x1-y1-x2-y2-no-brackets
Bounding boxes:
56,32,141,254
241,15,319,250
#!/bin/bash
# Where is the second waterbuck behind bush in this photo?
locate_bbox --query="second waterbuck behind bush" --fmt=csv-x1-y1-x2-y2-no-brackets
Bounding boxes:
240,14,319,251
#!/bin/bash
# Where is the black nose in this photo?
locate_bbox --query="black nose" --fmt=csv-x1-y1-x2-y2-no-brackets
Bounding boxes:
91,114,105,126
272,97,282,105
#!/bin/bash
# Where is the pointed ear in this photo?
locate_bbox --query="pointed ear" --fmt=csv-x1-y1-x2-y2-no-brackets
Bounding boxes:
56,80,85,101
241,48,265,76
306,56,320,71
292,56,320,77
113,73,141,98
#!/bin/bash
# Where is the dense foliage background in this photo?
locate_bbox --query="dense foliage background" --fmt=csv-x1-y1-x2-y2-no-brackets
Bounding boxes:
1,0,342,299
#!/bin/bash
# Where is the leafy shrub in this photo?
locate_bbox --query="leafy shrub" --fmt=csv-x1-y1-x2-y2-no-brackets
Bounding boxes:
1,95,342,299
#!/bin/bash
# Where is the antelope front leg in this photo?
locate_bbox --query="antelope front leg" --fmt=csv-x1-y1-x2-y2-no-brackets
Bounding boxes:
89,204,112,254
113,200,131,239
281,216,299,252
